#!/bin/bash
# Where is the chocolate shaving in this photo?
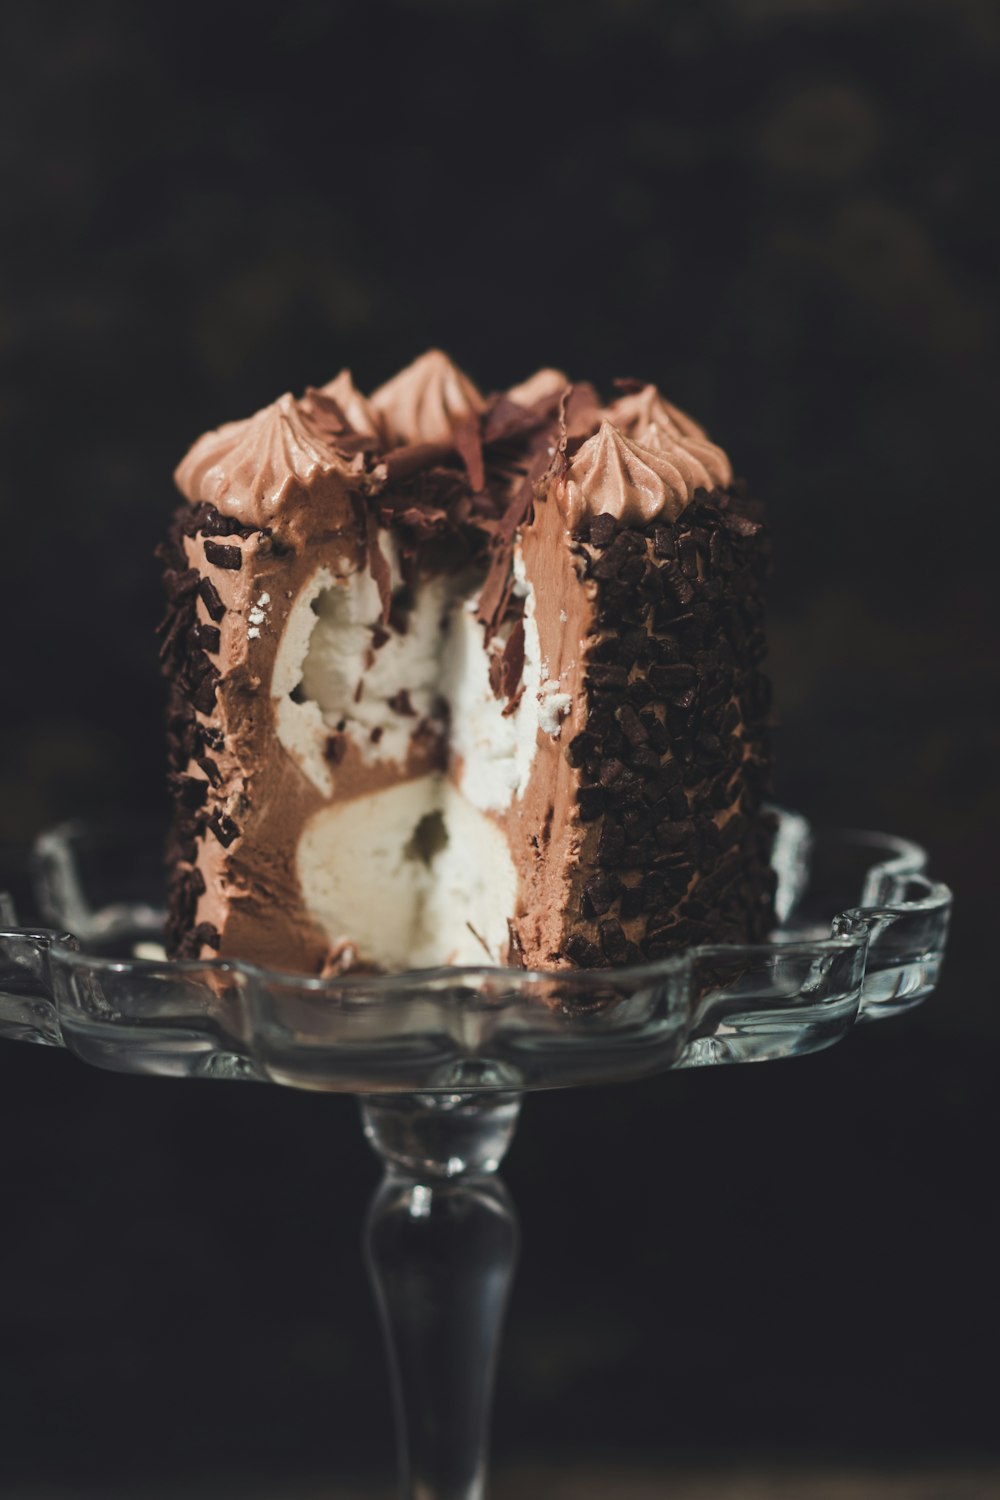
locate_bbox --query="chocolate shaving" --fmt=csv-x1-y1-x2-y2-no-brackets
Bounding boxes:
303,387,351,430
620,884,645,920
363,505,392,625
498,619,525,703
583,872,620,917
183,503,257,540
588,513,617,547
381,440,455,483
589,663,629,691
599,918,628,963
207,812,240,848
191,622,221,654
388,503,453,539
198,578,226,622
196,755,222,787
192,921,221,952
477,559,516,642
191,665,220,716
506,920,526,968
204,540,242,571
451,413,485,493
616,705,648,745
723,511,762,538
388,688,417,717
325,733,347,764
483,394,556,445
563,382,602,438
564,934,603,968
653,527,676,559
168,773,208,809
465,922,493,960
301,389,377,456
157,562,200,603
577,785,605,821
475,443,552,634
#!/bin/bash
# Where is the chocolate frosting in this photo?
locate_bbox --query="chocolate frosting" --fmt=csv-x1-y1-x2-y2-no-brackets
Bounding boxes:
507,368,568,408
557,419,705,530
605,384,732,493
316,368,383,439
173,360,731,542
174,394,355,528
370,349,485,446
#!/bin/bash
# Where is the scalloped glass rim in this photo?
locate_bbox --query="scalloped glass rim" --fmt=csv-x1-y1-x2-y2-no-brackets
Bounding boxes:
0,805,952,1092
24,806,944,989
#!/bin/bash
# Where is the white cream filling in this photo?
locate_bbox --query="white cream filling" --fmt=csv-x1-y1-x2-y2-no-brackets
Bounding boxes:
275,547,551,802
290,549,456,777
440,567,542,814
297,777,516,968
537,680,572,737
275,544,567,969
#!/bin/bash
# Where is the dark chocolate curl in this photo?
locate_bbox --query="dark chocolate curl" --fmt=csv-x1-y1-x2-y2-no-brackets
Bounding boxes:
452,413,486,493
364,505,393,626
499,620,526,703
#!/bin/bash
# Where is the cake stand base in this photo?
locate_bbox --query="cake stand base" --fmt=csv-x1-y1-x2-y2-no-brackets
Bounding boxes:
363,1093,522,1500
0,811,952,1500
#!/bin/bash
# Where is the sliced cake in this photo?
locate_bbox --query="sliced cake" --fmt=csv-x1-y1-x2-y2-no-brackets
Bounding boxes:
158,351,774,973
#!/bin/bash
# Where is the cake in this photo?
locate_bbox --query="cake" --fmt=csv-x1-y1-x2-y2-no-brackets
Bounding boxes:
158,351,775,974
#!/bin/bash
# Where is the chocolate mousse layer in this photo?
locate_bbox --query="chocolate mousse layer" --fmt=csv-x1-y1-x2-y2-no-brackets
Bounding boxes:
159,352,775,973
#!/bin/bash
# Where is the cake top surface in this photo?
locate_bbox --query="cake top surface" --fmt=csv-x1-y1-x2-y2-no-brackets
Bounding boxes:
174,351,733,536
506,367,569,407
557,419,703,528
314,369,382,439
604,383,732,494
369,348,486,446
174,392,357,528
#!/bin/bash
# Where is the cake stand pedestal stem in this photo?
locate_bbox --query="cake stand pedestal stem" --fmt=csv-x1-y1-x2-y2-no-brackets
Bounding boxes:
361,1092,522,1500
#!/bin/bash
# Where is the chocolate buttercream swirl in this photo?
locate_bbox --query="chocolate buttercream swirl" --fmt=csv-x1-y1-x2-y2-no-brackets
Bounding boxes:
370,348,485,446
507,367,568,409
174,393,352,527
316,369,383,440
557,420,706,530
605,384,732,493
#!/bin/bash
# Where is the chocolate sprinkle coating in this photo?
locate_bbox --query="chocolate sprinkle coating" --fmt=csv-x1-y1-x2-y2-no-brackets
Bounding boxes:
557,490,775,965
158,504,261,958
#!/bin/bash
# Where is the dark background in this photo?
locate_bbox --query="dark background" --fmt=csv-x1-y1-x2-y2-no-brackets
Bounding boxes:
1,0,997,1493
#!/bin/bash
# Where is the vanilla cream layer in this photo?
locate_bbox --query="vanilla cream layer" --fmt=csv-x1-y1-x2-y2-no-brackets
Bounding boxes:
297,777,517,968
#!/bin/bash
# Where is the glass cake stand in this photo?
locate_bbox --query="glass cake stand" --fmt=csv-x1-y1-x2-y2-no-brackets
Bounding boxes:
0,808,951,1500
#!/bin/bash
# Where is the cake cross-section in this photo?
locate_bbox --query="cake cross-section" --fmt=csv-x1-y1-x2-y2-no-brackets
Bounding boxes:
158,352,775,973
